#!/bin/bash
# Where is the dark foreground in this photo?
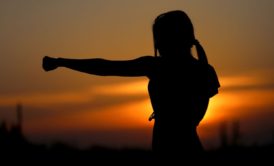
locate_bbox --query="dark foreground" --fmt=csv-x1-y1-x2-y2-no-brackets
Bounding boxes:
1,140,274,165
1,123,273,165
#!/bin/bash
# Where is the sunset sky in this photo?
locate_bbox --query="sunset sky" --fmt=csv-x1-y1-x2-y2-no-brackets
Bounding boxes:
1,0,274,150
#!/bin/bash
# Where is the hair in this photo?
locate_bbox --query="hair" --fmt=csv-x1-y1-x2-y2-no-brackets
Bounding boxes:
153,10,208,64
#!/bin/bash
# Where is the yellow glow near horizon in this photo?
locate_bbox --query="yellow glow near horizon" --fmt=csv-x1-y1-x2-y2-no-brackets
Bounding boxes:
201,76,274,124
4,74,272,129
2,73,274,149
26,99,153,133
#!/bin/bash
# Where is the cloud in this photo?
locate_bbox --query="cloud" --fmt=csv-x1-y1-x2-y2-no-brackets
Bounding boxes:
219,70,274,92
0,79,150,126
0,79,149,107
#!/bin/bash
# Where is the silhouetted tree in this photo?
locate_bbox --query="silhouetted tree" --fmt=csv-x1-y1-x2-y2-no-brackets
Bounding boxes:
231,121,241,146
16,103,23,133
0,121,8,150
219,122,228,148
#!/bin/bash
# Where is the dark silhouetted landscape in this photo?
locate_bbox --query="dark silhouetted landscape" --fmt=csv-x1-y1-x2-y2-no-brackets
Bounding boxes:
1,105,273,164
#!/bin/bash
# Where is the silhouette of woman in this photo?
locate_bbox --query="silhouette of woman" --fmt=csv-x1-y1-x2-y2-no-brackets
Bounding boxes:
42,10,220,158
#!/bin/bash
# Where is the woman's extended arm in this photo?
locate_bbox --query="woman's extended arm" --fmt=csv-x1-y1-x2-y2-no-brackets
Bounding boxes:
42,56,155,77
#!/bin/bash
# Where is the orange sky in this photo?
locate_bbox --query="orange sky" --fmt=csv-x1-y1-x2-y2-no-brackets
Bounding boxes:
0,0,274,150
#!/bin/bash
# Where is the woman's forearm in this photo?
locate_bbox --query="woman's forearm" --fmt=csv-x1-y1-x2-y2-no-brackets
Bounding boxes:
57,58,115,76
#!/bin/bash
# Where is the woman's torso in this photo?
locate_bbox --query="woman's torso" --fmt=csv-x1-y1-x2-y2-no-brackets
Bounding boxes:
147,56,209,152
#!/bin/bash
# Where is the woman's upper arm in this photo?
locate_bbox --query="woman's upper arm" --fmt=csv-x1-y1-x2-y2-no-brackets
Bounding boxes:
96,56,156,77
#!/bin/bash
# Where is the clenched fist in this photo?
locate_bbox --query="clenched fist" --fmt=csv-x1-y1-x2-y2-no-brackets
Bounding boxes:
42,56,59,71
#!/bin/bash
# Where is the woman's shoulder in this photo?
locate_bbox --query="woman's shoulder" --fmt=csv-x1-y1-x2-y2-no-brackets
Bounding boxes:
136,55,156,61
193,61,220,97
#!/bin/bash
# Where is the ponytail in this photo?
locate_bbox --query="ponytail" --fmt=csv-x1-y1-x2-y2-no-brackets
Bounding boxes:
193,40,208,64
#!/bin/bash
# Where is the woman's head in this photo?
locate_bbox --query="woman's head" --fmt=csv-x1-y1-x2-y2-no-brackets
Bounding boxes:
153,10,195,57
